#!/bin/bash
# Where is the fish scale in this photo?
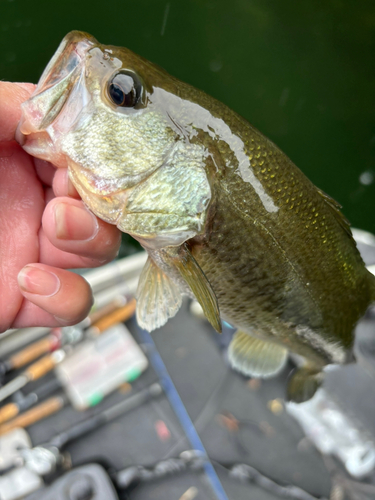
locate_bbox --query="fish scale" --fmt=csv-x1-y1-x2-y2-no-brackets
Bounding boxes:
213,127,371,330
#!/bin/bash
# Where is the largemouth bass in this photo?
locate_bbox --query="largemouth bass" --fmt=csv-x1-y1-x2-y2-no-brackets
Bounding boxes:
17,31,375,402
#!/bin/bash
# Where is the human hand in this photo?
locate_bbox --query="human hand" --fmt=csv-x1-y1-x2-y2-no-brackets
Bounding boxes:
0,82,122,333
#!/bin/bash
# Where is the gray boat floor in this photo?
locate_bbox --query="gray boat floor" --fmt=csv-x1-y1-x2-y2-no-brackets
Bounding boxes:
25,300,375,500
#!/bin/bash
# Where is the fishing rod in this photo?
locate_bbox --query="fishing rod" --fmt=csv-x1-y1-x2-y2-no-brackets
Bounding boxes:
114,450,327,500
0,299,137,404
0,394,68,437
0,318,147,439
0,296,130,377
0,350,66,404
0,378,62,426
13,383,163,476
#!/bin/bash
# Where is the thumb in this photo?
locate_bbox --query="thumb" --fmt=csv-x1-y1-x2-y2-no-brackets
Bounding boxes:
0,82,36,142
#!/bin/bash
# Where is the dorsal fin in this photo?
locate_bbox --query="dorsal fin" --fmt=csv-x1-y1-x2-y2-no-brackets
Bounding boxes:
317,188,352,237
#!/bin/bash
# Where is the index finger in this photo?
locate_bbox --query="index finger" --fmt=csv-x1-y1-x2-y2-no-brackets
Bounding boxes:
0,82,36,142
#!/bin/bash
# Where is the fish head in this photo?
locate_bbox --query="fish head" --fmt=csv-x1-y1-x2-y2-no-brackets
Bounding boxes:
18,31,211,248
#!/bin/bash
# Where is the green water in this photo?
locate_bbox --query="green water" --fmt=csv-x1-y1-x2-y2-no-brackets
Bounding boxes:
2,0,375,235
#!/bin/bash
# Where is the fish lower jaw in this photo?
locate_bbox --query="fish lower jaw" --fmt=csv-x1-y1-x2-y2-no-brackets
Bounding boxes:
17,130,69,168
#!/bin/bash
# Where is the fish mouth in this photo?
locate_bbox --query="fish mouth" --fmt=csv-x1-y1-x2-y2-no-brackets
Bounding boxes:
16,31,97,158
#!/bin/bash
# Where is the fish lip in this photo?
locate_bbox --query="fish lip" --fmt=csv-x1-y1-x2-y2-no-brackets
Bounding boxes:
16,32,95,145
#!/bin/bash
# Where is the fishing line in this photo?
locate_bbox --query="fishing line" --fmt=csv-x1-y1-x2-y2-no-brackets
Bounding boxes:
163,369,234,460
137,326,230,500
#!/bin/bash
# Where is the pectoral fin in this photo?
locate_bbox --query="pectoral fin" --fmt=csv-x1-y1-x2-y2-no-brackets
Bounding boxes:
228,330,288,378
136,256,182,331
287,366,324,403
163,244,222,333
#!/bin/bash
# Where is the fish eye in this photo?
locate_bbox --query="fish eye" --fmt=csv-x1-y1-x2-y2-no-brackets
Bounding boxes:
107,71,142,107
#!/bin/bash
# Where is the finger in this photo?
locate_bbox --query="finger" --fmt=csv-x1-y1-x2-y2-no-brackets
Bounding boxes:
44,186,55,205
14,264,93,327
35,158,56,187
39,226,108,269
53,168,80,198
11,301,68,329
0,82,36,141
41,197,121,265
0,142,44,333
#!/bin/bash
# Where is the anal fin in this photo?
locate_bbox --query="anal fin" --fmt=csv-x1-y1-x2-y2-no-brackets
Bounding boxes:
136,256,182,331
228,330,288,379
